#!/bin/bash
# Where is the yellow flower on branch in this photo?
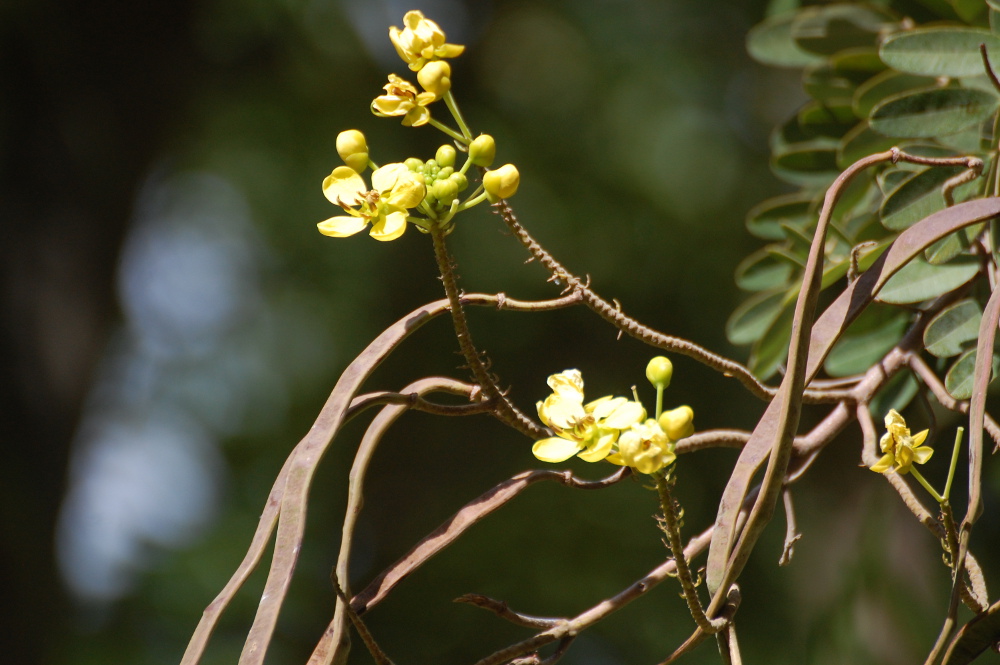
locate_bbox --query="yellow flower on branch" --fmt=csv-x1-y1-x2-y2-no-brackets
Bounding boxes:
532,370,645,464
608,419,676,475
317,163,426,241
372,74,437,127
870,409,933,475
389,10,465,71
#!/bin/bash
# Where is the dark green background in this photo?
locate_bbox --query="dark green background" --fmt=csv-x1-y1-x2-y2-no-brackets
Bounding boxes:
3,1,988,663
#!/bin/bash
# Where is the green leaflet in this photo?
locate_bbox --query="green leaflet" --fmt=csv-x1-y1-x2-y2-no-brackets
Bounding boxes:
924,298,983,358
880,28,1000,78
879,256,980,304
726,289,787,345
870,86,999,138
879,165,965,231
824,306,908,377
745,193,816,240
746,12,826,67
853,70,936,118
945,348,999,399
791,4,898,56
735,249,795,292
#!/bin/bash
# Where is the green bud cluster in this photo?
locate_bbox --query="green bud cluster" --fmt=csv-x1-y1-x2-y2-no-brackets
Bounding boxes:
405,149,470,211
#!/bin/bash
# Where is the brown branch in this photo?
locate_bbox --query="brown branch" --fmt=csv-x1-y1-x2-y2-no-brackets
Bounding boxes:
350,467,631,616
454,594,566,630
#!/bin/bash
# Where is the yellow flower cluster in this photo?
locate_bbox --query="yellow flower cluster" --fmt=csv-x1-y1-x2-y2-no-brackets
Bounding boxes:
317,11,521,243
870,409,932,475
532,363,694,475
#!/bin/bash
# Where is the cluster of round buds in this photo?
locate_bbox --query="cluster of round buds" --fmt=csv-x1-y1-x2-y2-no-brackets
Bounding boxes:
403,145,470,213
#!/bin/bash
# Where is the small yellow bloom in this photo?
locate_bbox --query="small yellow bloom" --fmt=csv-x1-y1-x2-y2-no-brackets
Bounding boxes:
870,409,933,474
317,163,426,241
417,60,452,99
389,10,465,71
532,370,645,464
336,130,369,173
483,164,520,202
609,419,676,475
372,74,436,127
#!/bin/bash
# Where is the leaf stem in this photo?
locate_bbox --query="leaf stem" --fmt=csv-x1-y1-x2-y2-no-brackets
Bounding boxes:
943,427,963,503
910,467,944,505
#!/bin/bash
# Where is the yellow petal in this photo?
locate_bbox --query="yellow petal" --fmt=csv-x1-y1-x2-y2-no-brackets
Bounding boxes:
578,431,615,462
323,166,366,205
371,163,408,192
370,211,408,241
387,174,427,209
318,215,368,238
532,437,582,463
912,445,934,465
869,453,895,473
603,401,646,429
605,452,625,466
912,429,929,447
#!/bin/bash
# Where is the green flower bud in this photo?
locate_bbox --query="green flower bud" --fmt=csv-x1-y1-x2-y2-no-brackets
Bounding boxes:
646,356,673,389
483,163,519,202
404,157,424,172
437,166,454,179
435,144,457,168
336,129,369,173
659,406,694,442
450,172,468,192
430,178,460,205
469,134,496,167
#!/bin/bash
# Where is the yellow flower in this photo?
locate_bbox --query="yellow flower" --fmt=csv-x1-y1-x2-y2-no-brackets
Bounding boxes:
532,369,646,464
483,164,520,202
608,419,676,475
317,163,426,241
389,10,465,71
870,409,932,474
372,74,436,127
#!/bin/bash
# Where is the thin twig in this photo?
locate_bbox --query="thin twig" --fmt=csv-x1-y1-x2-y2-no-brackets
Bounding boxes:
454,594,566,630
778,489,801,566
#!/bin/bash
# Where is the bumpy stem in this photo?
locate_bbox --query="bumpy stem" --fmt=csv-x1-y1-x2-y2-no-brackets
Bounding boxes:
430,224,544,438
655,471,727,634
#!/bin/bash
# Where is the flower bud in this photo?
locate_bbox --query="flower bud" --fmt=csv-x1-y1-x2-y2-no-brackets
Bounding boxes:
435,144,457,168
468,134,496,167
659,406,694,442
483,163,519,202
417,60,452,98
450,172,468,192
404,157,424,172
336,130,369,173
430,178,460,205
645,356,673,389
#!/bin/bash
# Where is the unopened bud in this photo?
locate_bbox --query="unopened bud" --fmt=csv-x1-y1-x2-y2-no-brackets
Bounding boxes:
336,130,369,173
417,60,452,98
469,134,496,167
483,163,519,202
659,406,694,441
646,356,673,388
435,144,457,168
